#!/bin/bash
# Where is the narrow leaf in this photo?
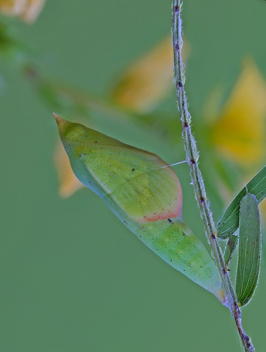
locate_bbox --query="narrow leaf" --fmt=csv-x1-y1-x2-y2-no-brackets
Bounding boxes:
224,233,238,267
217,166,266,239
236,193,261,307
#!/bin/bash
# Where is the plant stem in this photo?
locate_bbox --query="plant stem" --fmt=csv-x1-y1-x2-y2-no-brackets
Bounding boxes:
171,2,254,351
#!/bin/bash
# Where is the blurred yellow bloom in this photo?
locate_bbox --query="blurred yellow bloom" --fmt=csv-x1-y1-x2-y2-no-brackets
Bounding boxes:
204,59,266,219
112,35,189,113
209,59,266,167
0,0,45,23
54,141,84,198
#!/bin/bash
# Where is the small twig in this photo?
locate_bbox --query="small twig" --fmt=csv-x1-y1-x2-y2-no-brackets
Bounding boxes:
171,1,254,351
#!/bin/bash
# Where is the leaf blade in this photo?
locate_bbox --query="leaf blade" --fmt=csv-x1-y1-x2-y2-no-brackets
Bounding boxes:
217,166,266,239
224,234,238,268
236,193,261,307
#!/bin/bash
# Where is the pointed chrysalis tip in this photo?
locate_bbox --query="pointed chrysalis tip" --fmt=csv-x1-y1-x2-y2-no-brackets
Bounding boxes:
53,112,63,124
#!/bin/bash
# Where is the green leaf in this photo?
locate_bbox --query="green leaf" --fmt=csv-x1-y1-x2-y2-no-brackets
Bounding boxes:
224,233,238,267
236,192,261,307
217,166,266,239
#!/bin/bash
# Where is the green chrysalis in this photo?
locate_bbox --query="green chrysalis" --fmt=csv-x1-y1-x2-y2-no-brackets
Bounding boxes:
54,114,225,303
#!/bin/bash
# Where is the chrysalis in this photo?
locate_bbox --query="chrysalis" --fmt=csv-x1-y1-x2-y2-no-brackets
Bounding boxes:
54,114,225,303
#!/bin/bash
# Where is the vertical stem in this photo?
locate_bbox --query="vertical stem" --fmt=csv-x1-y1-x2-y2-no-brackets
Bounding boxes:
171,2,254,351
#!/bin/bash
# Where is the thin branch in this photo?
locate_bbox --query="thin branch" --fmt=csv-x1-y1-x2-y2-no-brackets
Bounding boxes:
171,2,254,351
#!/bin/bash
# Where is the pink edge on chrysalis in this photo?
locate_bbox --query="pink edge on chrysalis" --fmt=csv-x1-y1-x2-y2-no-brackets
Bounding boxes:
135,178,183,223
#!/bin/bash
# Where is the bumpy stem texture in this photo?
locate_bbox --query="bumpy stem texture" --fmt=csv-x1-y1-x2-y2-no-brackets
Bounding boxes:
171,2,254,351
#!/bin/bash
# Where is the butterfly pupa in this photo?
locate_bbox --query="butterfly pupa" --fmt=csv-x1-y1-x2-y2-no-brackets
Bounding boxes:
54,114,226,304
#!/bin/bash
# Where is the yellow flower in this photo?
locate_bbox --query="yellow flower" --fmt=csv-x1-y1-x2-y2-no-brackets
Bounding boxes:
204,59,266,218
112,35,189,113
0,0,45,23
209,59,266,167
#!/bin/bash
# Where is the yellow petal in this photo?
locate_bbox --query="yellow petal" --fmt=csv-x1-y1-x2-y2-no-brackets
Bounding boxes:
54,141,84,198
112,35,190,113
0,0,26,15
211,59,266,166
20,0,45,23
0,0,45,23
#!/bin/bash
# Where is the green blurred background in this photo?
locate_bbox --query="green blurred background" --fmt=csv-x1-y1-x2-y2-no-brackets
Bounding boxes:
1,0,265,351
